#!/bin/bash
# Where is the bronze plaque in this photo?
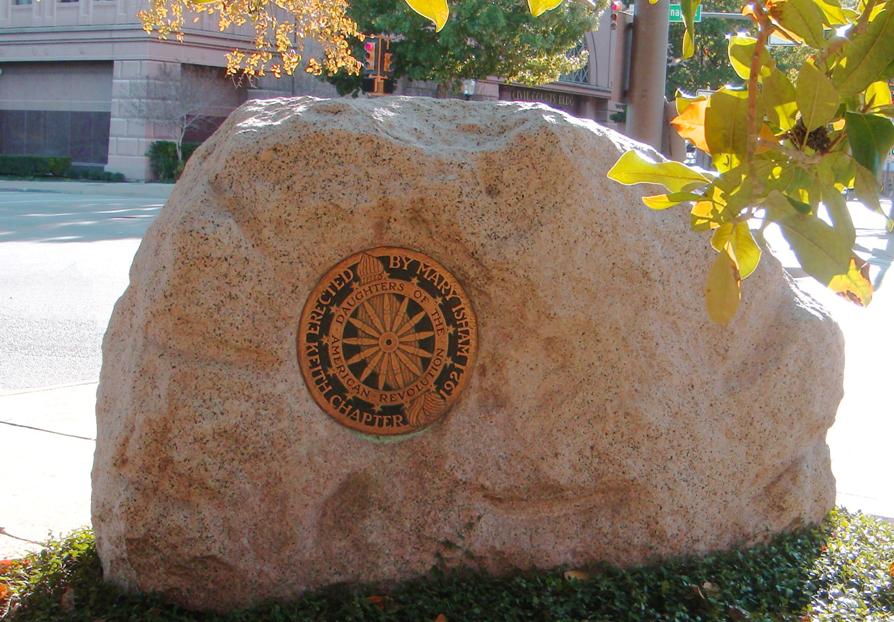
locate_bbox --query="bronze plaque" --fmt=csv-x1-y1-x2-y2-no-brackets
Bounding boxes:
298,247,477,435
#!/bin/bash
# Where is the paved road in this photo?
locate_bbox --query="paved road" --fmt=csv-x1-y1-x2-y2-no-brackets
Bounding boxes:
0,184,891,558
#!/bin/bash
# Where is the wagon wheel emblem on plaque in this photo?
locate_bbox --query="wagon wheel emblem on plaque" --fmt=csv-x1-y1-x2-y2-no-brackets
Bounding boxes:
298,247,477,436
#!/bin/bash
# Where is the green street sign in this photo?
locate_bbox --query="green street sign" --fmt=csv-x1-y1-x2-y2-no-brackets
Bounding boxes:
669,3,702,22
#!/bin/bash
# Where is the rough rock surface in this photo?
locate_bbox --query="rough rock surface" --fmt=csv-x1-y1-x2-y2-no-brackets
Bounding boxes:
92,96,843,611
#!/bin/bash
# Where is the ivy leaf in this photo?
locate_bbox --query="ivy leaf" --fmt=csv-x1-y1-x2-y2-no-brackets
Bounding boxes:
773,0,828,48
845,111,894,175
762,69,798,131
796,63,840,132
832,6,894,97
671,98,710,152
607,151,711,193
705,89,750,172
403,0,449,31
706,249,741,326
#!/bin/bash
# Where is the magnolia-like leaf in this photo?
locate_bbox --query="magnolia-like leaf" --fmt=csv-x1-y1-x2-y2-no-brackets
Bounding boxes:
404,0,449,31
828,256,873,305
774,0,827,48
821,183,855,246
671,99,710,152
796,63,840,132
642,191,702,209
732,221,761,278
832,6,894,97
711,222,735,251
527,0,563,17
762,69,798,131
846,111,894,175
815,0,850,25
607,151,710,193
865,80,893,111
772,200,870,304
705,89,749,172
853,163,892,230
705,249,741,325
728,36,774,80
675,90,707,115
681,0,701,59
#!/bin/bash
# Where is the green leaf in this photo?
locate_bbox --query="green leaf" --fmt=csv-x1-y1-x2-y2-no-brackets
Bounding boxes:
852,163,892,229
642,191,702,210
705,249,741,326
796,63,840,132
845,111,894,175
680,0,702,59
832,6,894,97
770,195,870,304
607,151,711,193
776,0,828,48
705,89,749,172
762,69,798,131
728,36,774,81
821,184,855,246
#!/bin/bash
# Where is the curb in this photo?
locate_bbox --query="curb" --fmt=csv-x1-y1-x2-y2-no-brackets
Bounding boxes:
0,180,173,200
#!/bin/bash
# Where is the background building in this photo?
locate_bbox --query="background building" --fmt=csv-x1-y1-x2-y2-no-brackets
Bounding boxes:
0,0,619,180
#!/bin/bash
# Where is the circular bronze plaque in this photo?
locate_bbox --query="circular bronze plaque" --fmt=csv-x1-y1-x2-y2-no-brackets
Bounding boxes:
297,247,477,436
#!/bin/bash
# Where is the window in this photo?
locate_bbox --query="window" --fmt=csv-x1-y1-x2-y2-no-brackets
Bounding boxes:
13,0,33,6
559,41,591,85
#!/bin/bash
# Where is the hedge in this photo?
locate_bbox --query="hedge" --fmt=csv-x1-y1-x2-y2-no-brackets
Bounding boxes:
147,141,201,182
0,155,71,177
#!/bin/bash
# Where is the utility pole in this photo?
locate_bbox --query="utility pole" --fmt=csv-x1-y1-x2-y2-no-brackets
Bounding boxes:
624,0,669,150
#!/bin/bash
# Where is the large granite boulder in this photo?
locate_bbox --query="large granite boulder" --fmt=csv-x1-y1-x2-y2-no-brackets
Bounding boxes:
92,96,842,611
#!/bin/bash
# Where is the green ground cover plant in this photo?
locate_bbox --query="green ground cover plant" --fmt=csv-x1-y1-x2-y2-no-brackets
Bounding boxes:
1,508,892,621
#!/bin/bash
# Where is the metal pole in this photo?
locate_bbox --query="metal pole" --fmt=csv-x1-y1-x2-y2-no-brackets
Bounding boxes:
625,0,670,150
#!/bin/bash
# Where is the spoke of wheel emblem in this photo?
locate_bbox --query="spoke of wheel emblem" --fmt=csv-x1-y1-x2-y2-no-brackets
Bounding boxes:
346,347,379,366
394,310,426,337
348,316,379,337
393,296,409,332
383,294,395,332
362,300,386,334
399,343,432,358
377,353,391,390
394,349,423,376
359,351,384,383
343,337,379,346
400,330,434,343
391,351,406,387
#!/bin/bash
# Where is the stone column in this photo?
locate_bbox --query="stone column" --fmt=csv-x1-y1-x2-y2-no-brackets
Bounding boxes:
106,60,182,181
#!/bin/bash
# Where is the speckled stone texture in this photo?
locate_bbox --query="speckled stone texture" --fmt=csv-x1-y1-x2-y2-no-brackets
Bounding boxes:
92,96,843,611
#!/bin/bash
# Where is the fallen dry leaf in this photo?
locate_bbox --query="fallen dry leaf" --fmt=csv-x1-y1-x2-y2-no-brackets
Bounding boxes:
563,569,591,581
434,614,447,622
367,594,387,610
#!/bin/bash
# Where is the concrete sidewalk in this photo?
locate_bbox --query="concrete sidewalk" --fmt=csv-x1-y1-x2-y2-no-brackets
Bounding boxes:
0,179,173,200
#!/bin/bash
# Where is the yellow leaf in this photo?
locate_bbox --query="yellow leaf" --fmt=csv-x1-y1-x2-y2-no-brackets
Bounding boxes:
710,222,735,251
607,150,710,193
527,0,563,17
672,99,710,152
642,191,700,210
706,249,741,326
404,0,449,31
828,256,873,305
564,569,591,581
865,80,893,110
731,222,761,279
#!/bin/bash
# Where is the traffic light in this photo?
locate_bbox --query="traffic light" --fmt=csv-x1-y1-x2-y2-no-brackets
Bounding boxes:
364,38,378,72
610,0,623,30
382,51,393,74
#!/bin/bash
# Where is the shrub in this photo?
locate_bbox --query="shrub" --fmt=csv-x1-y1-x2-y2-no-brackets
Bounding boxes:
68,165,126,182
0,155,71,177
147,141,200,182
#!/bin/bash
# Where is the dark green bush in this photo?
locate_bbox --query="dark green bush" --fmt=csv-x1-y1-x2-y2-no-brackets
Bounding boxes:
0,155,71,177
147,141,200,182
68,165,126,182
1,508,892,621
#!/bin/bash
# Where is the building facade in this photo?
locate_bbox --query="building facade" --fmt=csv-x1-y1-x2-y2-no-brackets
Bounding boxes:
0,0,620,180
